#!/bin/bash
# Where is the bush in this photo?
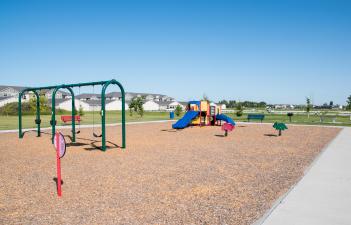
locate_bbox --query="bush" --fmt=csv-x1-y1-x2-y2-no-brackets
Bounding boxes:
236,110,243,117
78,105,84,116
0,102,36,116
0,101,71,116
129,97,144,117
236,103,243,117
174,105,183,117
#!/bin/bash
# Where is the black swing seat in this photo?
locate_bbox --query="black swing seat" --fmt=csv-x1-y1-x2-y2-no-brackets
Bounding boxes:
93,133,102,138
71,130,81,134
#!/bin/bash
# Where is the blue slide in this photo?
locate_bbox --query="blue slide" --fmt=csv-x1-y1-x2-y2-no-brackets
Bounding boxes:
216,114,236,125
172,111,199,129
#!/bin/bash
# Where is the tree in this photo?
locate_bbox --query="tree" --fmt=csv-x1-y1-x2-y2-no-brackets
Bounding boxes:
174,105,183,117
219,100,228,107
129,97,144,117
236,102,243,117
2,103,12,117
202,93,210,101
329,101,334,108
228,100,236,108
347,95,351,110
29,94,49,113
306,97,312,118
78,105,84,116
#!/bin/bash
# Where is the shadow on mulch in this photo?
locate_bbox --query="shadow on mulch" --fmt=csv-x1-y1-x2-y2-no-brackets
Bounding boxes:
22,130,50,137
264,134,278,137
161,129,182,133
53,177,64,187
84,141,120,151
215,134,227,138
67,142,88,147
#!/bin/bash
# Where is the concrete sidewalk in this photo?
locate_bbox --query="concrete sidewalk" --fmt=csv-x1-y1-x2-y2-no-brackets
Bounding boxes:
257,127,351,225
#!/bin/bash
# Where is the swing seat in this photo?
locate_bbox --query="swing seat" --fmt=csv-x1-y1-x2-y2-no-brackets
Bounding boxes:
93,133,102,138
61,115,82,124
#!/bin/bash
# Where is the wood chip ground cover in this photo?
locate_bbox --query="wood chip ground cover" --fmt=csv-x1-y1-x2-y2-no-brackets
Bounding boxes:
0,122,340,224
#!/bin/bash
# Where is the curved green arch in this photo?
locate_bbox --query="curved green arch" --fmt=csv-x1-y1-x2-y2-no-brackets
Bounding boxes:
18,89,41,138
51,86,76,143
101,79,126,151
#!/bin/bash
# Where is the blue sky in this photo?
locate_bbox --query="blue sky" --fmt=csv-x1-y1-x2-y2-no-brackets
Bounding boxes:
0,0,350,105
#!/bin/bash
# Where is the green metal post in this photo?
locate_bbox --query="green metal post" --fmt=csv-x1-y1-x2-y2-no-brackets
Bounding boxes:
68,87,76,142
18,92,23,138
18,89,41,138
101,83,107,151
51,90,57,143
101,79,126,151
34,91,41,137
120,82,126,149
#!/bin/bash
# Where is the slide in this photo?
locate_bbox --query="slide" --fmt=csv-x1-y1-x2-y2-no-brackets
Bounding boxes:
172,111,199,129
216,114,236,125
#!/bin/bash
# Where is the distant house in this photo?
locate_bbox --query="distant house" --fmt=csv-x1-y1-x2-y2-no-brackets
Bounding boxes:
0,85,70,101
43,89,70,99
168,101,186,110
0,96,18,107
143,100,160,111
49,99,112,112
106,92,122,100
49,99,90,111
158,101,174,111
163,96,175,102
106,100,129,111
144,94,155,101
0,84,178,111
0,85,30,101
274,104,294,109
76,93,100,101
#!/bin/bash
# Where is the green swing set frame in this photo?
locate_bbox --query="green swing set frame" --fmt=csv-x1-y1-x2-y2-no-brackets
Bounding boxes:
18,79,126,151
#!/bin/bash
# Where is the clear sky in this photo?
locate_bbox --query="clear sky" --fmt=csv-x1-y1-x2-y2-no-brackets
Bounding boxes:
0,0,350,105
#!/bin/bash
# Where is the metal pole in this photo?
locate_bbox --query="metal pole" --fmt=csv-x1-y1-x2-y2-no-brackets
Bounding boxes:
65,87,76,143
119,82,126,149
51,88,59,143
18,92,23,138
101,79,126,151
34,91,41,137
101,86,106,151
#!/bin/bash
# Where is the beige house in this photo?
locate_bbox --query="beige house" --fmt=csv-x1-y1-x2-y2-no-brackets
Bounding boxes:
0,96,18,107
143,100,160,111
106,100,129,111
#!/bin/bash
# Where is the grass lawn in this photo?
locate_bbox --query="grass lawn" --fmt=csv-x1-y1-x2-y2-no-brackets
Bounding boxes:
0,111,180,130
1,111,350,131
228,113,351,126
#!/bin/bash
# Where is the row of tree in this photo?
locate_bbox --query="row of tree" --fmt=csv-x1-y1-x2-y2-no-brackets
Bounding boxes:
220,95,351,111
219,100,267,109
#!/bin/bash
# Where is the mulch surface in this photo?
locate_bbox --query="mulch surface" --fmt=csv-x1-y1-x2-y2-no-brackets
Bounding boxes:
0,122,340,225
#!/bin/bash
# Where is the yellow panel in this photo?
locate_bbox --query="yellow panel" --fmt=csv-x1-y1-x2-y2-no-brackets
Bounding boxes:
200,101,209,111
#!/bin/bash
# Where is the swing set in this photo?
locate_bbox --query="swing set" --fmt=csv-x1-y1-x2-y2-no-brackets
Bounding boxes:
18,79,126,151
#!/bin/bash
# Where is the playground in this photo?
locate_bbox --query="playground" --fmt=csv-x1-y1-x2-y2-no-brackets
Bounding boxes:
0,121,340,225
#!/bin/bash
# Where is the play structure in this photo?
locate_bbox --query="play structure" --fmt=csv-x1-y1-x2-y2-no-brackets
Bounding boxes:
17,79,126,151
172,100,236,131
